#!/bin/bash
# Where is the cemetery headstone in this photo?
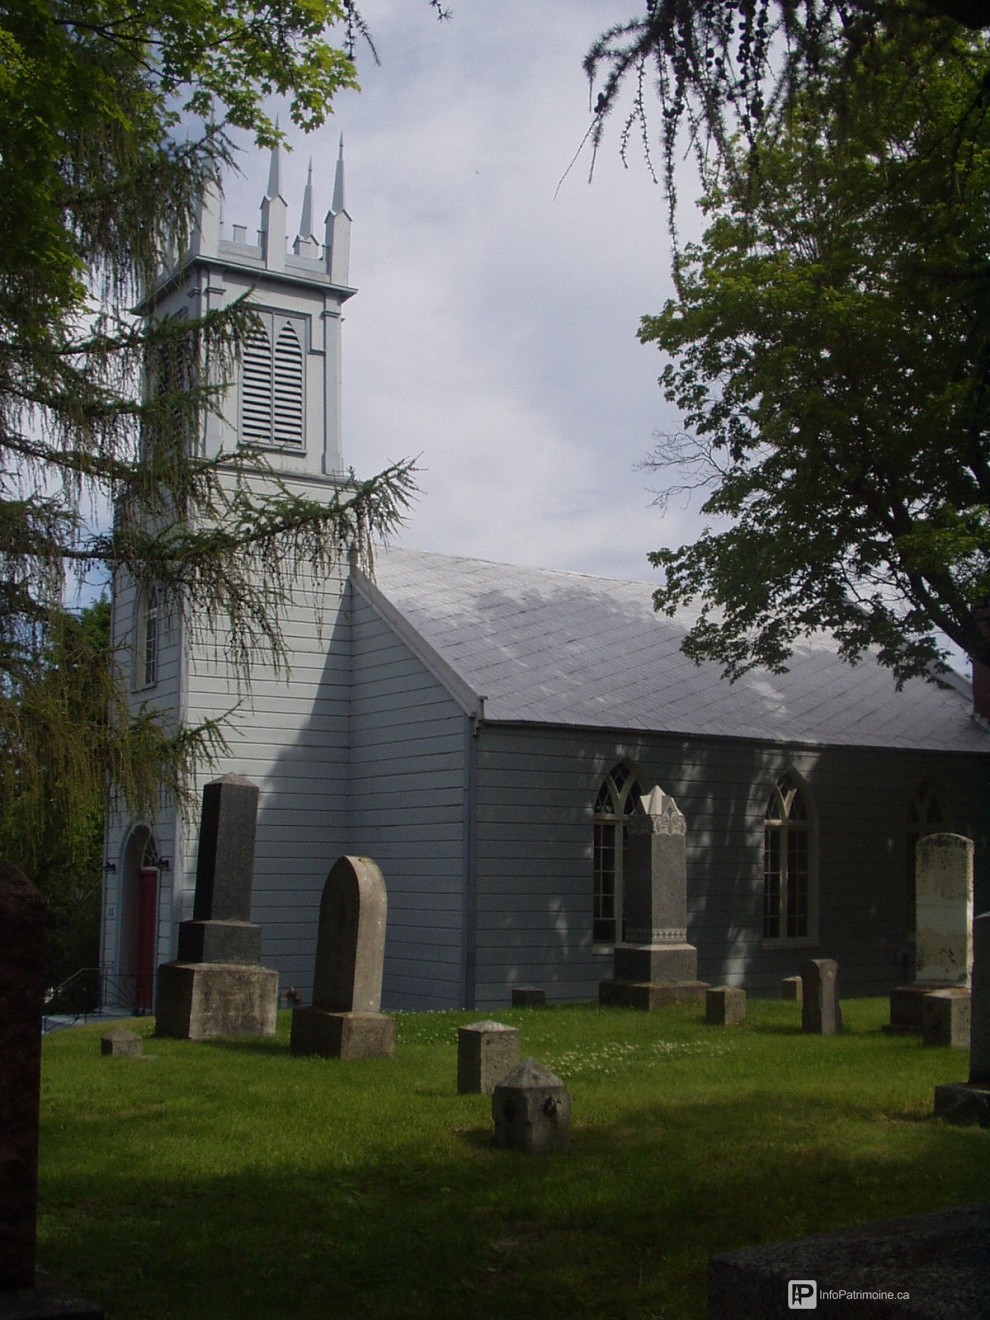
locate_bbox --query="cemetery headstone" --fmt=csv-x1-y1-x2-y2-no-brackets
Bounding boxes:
100,1027,143,1059
155,775,278,1040
598,786,708,1009
933,910,990,1125
706,986,746,1026
290,856,395,1060
801,959,842,1035
888,833,973,1034
921,989,971,1049
491,1059,571,1154
0,862,105,1317
0,863,46,1292
780,976,802,1003
457,1021,520,1094
708,1203,990,1320
511,986,546,1007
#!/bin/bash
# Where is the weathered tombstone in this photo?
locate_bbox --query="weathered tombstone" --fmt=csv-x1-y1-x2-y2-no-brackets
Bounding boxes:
800,959,842,1035
922,989,971,1049
290,856,395,1060
888,833,973,1034
934,910,990,1125
511,986,546,1007
598,786,708,1009
457,1021,520,1094
706,986,746,1026
491,1059,571,1154
708,1203,990,1320
780,975,802,1003
0,862,105,1317
155,775,278,1040
100,1027,143,1059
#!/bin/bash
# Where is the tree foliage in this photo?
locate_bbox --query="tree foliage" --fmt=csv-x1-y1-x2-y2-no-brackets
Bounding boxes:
0,0,439,882
586,0,990,224
639,22,990,682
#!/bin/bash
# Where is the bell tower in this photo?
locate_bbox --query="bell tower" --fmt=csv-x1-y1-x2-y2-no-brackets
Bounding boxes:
153,138,354,478
102,143,363,1011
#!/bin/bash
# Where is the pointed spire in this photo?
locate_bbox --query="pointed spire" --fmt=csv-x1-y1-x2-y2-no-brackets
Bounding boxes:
266,138,282,201
261,134,287,272
325,135,351,285
331,136,346,216
299,159,314,238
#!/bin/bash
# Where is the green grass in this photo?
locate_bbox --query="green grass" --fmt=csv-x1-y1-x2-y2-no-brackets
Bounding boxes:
39,999,988,1320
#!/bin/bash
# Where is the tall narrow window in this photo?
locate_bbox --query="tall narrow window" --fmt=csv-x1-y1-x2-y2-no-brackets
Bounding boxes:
240,312,305,447
763,773,814,940
593,762,642,943
139,586,161,689
906,782,948,936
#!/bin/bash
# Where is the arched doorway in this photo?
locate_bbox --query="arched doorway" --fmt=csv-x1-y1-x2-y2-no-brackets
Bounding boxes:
120,827,160,1013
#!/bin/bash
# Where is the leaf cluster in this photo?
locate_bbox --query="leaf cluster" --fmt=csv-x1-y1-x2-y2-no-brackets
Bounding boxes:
640,22,990,682
585,0,990,241
0,1,430,879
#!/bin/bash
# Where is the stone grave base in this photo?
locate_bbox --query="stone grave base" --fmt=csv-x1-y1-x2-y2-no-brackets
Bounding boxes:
707,1203,990,1319
613,942,699,983
598,979,708,1010
933,1081,990,1127
154,962,278,1040
883,982,959,1034
0,1272,105,1319
289,1007,395,1060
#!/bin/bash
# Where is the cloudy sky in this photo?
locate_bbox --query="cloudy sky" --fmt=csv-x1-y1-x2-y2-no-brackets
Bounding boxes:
222,0,705,585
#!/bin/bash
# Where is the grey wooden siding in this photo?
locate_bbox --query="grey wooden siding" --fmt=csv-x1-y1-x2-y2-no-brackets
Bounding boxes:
181,571,353,998
471,723,990,1007
349,587,469,1010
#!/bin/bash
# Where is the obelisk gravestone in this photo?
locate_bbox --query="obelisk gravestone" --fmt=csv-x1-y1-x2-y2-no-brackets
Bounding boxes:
155,775,277,1040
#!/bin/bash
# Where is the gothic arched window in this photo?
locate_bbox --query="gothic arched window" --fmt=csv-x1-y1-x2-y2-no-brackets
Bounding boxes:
906,781,948,936
593,761,642,944
763,772,815,941
240,312,305,447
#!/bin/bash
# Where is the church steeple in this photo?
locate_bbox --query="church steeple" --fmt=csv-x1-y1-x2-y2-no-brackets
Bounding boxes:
261,142,287,272
293,159,321,258
325,137,351,287
148,140,354,478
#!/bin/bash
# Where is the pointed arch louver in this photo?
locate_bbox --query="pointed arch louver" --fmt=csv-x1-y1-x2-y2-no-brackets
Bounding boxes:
240,313,305,447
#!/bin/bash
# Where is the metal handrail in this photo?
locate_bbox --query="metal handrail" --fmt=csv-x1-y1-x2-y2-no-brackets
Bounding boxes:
42,967,145,1033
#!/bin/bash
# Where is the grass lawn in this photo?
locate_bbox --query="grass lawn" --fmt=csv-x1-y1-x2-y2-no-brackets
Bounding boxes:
38,998,988,1319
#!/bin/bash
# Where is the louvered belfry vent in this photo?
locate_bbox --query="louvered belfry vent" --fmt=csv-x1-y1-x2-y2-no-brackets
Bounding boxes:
240,313,305,447
272,322,304,445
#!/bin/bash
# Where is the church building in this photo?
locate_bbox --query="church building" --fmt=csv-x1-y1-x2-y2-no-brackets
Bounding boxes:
101,150,990,1013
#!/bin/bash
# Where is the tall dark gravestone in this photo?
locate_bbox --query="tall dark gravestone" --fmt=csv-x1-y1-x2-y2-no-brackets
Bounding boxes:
0,862,104,1318
0,863,46,1292
155,775,278,1040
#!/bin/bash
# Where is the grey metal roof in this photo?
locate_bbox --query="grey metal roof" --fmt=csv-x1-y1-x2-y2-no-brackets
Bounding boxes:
361,546,988,753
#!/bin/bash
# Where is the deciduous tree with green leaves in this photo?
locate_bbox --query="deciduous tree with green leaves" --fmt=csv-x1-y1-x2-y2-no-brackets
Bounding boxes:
0,2,438,902
637,22,990,682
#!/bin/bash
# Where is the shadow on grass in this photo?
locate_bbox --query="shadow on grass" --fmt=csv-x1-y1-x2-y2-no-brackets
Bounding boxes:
38,1076,988,1320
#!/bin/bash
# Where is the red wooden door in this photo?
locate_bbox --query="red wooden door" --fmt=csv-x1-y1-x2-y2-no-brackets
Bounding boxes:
135,867,158,1012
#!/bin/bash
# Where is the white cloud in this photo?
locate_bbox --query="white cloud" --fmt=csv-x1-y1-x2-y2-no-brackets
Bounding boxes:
222,0,708,584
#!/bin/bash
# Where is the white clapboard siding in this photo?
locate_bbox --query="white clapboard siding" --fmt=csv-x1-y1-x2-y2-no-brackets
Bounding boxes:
348,587,471,1010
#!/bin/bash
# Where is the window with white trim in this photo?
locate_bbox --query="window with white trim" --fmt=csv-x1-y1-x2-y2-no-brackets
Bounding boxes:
240,312,305,447
906,781,948,936
137,586,161,689
593,761,642,944
763,772,815,941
